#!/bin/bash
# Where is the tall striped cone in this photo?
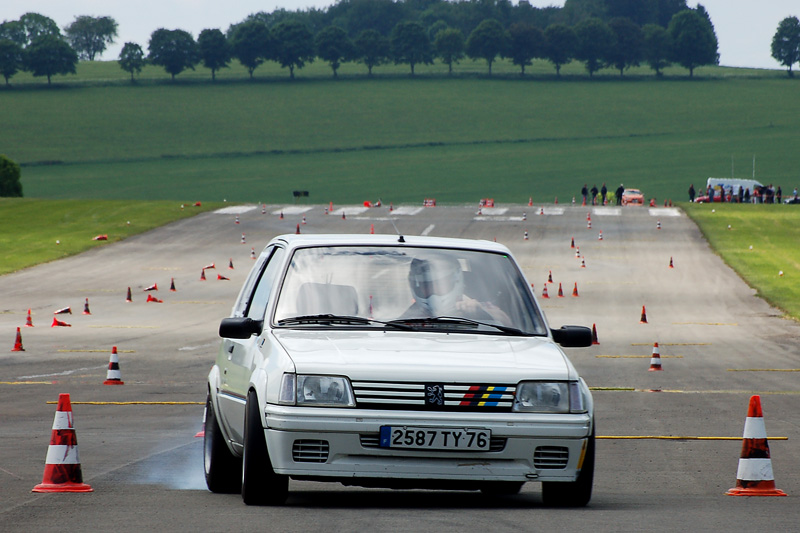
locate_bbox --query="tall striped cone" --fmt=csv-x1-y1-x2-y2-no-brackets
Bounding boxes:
591,324,599,345
12,327,24,351
126,287,132,302
296,223,301,234
572,282,580,297
541,284,549,299
25,308,34,327
570,237,575,249
228,258,234,270
557,283,564,298
548,270,553,283
640,305,648,324
250,247,256,260
170,277,177,291
32,393,93,493
370,223,374,234
200,268,206,281
648,342,662,371
82,298,91,315
669,257,674,269
103,346,124,385
726,395,787,496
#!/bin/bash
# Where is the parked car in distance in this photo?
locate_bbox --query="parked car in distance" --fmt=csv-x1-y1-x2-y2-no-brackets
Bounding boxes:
784,197,800,205
205,234,595,507
621,189,644,206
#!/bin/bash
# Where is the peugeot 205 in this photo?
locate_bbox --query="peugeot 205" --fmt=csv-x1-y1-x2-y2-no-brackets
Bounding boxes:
204,234,595,506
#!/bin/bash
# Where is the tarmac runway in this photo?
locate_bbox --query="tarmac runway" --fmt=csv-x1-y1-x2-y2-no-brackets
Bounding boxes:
2,202,799,531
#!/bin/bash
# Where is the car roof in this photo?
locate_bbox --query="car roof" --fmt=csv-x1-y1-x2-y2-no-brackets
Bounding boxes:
268,233,512,254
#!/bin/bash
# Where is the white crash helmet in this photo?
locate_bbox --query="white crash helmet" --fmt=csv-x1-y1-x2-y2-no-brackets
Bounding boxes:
408,254,464,315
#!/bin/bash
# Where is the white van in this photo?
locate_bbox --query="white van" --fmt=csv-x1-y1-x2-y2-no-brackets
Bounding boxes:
704,177,763,202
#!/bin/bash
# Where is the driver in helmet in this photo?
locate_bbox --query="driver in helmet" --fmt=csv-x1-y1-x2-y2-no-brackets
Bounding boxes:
402,254,510,324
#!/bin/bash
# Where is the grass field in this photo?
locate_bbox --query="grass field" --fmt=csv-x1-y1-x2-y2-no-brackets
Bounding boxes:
683,203,800,322
0,199,222,276
3,60,798,205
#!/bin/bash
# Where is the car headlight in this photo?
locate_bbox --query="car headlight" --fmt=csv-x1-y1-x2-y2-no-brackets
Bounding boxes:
279,374,355,407
513,381,585,413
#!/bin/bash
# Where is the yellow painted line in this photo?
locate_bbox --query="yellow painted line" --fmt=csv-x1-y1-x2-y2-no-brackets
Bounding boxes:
596,355,683,359
671,322,737,326
46,401,204,405
598,435,788,441
0,381,54,385
88,325,159,329
590,387,800,395
58,349,136,353
172,301,226,305
631,342,711,346
728,369,800,372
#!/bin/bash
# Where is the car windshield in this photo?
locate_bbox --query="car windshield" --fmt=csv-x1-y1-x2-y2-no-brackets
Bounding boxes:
273,245,546,335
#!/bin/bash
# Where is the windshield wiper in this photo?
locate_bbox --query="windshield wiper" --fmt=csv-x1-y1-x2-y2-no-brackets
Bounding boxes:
277,314,413,330
388,316,527,336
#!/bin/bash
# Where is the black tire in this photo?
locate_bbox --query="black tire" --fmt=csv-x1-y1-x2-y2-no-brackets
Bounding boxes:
241,390,289,506
204,393,242,494
480,481,524,497
541,429,595,508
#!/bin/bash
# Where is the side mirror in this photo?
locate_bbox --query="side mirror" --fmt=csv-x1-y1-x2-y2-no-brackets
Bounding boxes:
551,325,592,348
219,317,263,339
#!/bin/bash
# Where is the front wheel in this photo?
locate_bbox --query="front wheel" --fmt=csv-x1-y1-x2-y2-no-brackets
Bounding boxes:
203,393,242,494
241,390,289,506
541,429,595,507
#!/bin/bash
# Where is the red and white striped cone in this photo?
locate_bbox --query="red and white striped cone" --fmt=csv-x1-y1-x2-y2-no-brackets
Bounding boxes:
204,262,215,270
726,395,787,496
250,247,256,260
648,342,662,371
541,285,549,299
228,258,234,270
32,393,93,493
82,298,91,315
143,283,157,292
217,274,230,281
12,327,24,352
51,317,72,327
126,287,133,302
54,306,72,315
170,277,177,291
25,308,34,327
591,323,599,345
103,346,124,385
557,283,564,298
572,282,580,297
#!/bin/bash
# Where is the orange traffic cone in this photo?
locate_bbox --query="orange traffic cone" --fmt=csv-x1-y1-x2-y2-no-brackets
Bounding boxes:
557,283,564,298
370,223,374,235
126,287,132,302
146,294,163,303
51,317,71,327
279,211,284,219
250,247,256,260
726,395,787,497
528,197,532,206
580,259,586,268
669,257,674,269
204,262,215,270
228,258,234,270
54,306,72,315
103,346,124,385
572,282,579,297
32,393,93,493
170,277,177,291
570,237,575,249
342,211,346,220
143,283,157,292
82,298,91,315
12,327,24,351
591,324,599,345
657,220,661,230
25,308,34,327
547,271,553,283
217,274,229,281
200,268,206,281
640,305,648,324
648,342,662,371
296,223,301,234
240,233,246,244
541,285,549,299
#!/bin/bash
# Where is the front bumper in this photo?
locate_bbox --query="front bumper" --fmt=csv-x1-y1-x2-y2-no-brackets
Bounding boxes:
264,405,591,483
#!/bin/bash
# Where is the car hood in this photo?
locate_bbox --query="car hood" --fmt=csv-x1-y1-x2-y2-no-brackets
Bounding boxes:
272,330,576,382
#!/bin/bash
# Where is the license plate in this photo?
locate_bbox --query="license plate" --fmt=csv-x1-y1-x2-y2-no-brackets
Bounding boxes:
379,426,491,451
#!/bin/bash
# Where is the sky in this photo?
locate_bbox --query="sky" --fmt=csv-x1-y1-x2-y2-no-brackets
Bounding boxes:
2,1,798,70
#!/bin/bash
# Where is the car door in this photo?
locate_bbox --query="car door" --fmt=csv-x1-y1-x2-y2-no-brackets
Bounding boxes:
218,245,285,445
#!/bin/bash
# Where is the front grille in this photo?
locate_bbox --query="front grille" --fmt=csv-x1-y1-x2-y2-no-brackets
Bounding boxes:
292,440,329,463
534,446,569,469
352,381,516,412
360,434,507,452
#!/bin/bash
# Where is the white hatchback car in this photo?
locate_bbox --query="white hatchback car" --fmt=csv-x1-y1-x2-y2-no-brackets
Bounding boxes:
205,234,595,506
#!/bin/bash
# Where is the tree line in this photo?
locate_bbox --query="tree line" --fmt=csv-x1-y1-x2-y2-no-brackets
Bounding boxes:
1,1,799,86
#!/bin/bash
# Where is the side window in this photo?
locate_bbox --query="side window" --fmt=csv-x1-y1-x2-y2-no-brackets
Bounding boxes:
246,247,286,320
232,249,271,317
